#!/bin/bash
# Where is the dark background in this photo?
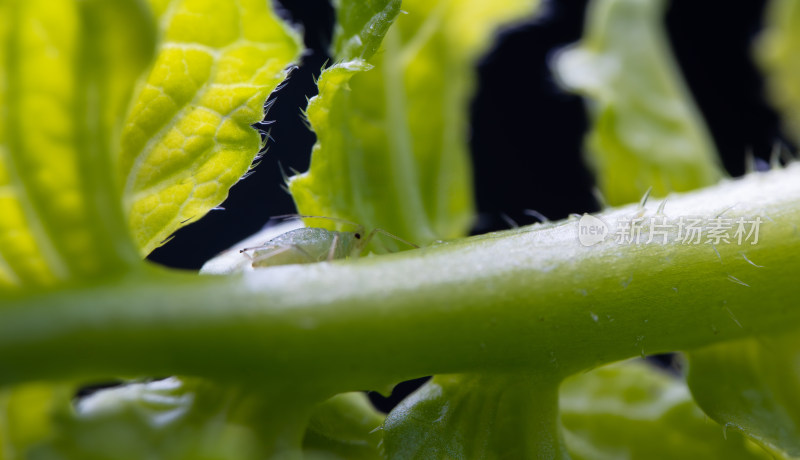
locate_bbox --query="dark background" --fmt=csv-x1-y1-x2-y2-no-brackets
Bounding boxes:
147,0,787,411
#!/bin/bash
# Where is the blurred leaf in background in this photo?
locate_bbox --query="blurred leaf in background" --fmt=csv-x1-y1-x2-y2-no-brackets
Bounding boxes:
290,0,540,248
0,0,155,291
562,361,769,459
554,0,723,206
687,333,800,459
757,0,800,146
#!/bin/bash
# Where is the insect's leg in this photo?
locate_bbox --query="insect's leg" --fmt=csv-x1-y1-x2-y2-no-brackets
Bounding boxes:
351,228,377,257
250,245,290,266
250,244,316,267
288,244,317,262
326,233,340,262
351,228,418,257
370,228,420,249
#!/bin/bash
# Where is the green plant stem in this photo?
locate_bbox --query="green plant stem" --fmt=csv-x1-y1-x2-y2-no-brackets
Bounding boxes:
2,166,800,390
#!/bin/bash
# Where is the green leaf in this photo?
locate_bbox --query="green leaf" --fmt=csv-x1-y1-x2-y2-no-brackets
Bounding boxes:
331,0,402,61
687,334,800,459
29,378,265,460
561,360,770,459
0,382,75,458
564,1,788,457
289,0,539,248
554,0,723,206
756,0,800,145
119,0,302,255
0,0,155,290
303,392,384,460
5,382,385,460
382,374,568,459
18,379,382,460
29,378,338,460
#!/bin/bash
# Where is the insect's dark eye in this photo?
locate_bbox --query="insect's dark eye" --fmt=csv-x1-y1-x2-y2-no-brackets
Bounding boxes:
355,233,361,239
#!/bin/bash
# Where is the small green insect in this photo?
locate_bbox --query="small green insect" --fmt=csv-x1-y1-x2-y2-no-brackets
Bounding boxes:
239,216,417,268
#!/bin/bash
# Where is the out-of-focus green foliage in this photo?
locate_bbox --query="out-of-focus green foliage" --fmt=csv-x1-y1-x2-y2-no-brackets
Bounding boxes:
0,0,799,458
4,380,384,460
331,0,401,61
687,334,800,459
0,0,303,283
758,0,800,145
303,392,384,460
382,374,567,459
554,0,723,206
0,0,154,290
0,382,74,458
32,378,293,460
289,0,540,248
380,362,772,459
561,361,769,459
29,378,264,460
119,0,302,255
559,1,794,458
675,58,800,449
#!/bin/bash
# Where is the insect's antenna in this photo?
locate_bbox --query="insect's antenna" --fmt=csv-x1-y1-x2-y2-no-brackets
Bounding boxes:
270,213,303,223
369,228,420,249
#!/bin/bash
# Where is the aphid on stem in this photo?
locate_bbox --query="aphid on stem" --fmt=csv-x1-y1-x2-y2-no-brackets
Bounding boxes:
239,215,418,268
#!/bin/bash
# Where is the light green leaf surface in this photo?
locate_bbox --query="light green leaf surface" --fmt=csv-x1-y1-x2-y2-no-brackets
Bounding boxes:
16,380,381,460
0,0,155,291
303,392,384,460
757,0,800,145
30,378,334,460
331,0,401,61
554,0,723,206
561,361,769,460
382,374,567,459
119,0,302,255
29,378,265,460
562,2,788,456
687,334,800,459
290,0,539,248
0,382,74,459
